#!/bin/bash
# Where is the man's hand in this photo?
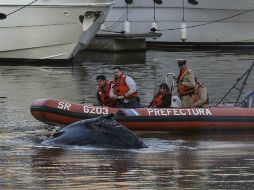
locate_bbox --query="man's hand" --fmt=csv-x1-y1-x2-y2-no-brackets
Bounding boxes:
117,96,124,99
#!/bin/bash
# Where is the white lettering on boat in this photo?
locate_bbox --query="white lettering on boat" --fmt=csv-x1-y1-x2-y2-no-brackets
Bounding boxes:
192,109,199,115
179,109,187,115
83,106,108,115
160,109,167,116
147,108,212,116
57,101,72,110
173,109,180,115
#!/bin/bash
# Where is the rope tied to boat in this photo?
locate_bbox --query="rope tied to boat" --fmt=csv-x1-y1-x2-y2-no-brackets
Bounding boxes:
0,0,39,20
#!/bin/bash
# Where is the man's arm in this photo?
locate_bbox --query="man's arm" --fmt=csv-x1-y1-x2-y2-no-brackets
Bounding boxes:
182,70,195,88
124,76,137,97
193,86,207,107
109,84,115,98
160,94,171,108
96,91,103,106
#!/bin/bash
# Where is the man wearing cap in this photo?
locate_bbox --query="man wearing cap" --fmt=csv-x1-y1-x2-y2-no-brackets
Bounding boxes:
96,75,115,107
109,66,140,108
176,59,196,107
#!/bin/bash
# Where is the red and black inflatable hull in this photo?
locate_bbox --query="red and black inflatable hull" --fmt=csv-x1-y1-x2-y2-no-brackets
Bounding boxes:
30,98,254,131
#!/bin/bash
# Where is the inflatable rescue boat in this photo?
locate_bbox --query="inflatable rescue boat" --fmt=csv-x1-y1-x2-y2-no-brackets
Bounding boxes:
30,98,254,131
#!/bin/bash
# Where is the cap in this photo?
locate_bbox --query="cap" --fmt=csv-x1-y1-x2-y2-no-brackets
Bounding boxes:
177,59,187,66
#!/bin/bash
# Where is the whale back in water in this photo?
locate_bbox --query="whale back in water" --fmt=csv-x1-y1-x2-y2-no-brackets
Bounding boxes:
42,113,147,149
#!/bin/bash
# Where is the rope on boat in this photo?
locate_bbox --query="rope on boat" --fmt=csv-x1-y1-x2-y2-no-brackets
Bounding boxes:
6,0,39,17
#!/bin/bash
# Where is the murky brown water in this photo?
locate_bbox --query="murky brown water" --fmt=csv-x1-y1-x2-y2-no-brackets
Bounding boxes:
0,49,254,189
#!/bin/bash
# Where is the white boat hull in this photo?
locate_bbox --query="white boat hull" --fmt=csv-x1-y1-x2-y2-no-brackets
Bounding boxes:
0,0,113,60
102,0,254,44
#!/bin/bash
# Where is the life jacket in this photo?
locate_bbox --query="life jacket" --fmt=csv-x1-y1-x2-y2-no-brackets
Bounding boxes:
112,74,139,99
97,80,114,106
177,68,195,97
151,92,171,108
193,82,209,108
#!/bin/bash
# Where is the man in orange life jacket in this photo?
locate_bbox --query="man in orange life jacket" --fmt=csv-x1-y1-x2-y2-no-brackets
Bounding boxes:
193,78,209,108
109,66,140,108
96,75,115,107
176,59,196,108
149,83,172,108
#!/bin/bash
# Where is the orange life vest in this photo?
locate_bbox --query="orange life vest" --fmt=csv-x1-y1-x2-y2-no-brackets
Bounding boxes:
177,68,195,97
151,92,171,108
112,75,139,98
97,80,113,106
193,83,209,108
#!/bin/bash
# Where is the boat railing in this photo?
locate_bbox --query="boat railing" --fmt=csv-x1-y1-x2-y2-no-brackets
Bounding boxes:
166,73,182,108
215,61,254,107
166,73,176,93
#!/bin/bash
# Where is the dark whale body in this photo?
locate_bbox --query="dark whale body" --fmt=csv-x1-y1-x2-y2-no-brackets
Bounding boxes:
42,113,147,149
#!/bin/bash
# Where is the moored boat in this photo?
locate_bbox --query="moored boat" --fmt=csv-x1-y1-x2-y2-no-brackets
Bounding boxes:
30,98,254,131
101,0,254,46
0,0,113,61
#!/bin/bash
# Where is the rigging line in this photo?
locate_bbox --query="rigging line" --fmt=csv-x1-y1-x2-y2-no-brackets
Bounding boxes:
157,8,254,32
106,18,125,30
104,11,127,30
106,17,126,31
182,0,185,21
7,0,39,17
101,14,127,33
